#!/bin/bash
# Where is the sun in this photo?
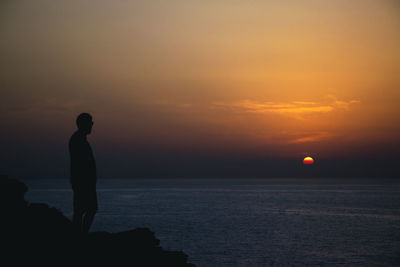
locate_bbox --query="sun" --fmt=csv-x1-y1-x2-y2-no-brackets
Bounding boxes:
303,156,314,165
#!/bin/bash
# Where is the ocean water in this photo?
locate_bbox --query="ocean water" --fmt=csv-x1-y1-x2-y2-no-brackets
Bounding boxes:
23,178,400,266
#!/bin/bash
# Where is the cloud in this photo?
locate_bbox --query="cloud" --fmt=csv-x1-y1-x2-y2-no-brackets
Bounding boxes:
287,132,333,144
328,95,360,110
211,96,359,116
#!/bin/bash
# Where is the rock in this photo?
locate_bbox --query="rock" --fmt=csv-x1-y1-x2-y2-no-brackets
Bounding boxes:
0,175,195,267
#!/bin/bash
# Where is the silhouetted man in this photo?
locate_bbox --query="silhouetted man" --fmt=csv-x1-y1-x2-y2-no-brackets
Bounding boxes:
69,113,97,233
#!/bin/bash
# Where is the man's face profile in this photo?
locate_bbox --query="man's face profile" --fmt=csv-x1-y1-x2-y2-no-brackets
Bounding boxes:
86,119,93,134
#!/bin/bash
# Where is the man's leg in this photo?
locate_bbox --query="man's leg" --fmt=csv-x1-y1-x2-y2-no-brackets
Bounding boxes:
82,210,96,233
72,210,84,232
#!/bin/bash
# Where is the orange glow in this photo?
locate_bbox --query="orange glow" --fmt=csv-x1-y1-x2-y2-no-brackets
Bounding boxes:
303,157,314,165
0,1,399,160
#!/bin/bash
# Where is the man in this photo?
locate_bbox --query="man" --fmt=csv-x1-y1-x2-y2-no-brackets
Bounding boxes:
69,113,97,233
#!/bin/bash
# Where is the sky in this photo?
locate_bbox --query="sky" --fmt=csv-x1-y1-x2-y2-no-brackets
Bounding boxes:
1,0,399,178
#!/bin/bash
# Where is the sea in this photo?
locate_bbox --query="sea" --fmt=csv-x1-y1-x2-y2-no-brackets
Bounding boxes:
23,178,400,266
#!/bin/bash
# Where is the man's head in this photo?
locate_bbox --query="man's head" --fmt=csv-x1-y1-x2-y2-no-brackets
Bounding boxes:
76,113,93,134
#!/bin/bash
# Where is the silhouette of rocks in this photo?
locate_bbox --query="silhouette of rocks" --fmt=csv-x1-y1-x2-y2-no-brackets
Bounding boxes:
0,175,195,266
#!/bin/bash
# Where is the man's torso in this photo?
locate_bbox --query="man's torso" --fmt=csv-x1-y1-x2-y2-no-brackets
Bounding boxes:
69,131,96,188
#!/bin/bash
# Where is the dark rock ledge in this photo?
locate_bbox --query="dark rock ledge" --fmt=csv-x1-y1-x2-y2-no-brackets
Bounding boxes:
0,175,196,266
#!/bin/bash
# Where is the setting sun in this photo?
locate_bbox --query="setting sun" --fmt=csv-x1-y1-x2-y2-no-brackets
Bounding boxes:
303,157,314,165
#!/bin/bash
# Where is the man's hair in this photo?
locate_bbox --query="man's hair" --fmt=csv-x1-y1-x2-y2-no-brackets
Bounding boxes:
76,113,92,129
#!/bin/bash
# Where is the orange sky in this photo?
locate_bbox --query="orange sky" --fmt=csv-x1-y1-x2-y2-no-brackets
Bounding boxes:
1,0,400,161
